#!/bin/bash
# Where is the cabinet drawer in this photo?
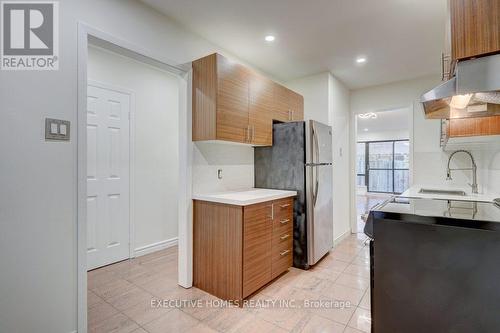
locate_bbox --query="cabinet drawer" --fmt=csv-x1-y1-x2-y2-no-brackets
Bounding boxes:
271,244,293,279
273,198,293,219
272,230,293,249
273,216,293,235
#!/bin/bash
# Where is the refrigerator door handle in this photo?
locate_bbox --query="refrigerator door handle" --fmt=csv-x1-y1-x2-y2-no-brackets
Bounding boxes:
314,175,319,207
312,124,320,207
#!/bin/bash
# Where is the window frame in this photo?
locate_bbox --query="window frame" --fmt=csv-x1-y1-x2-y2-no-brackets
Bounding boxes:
357,139,410,194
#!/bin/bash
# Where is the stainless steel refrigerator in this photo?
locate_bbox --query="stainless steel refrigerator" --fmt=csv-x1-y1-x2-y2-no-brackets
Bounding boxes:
255,120,333,269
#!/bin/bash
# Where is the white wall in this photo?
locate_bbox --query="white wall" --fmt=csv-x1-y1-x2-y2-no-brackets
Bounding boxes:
357,129,409,142
192,142,254,194
329,74,352,242
286,72,352,243
0,1,258,332
287,73,330,124
88,46,179,252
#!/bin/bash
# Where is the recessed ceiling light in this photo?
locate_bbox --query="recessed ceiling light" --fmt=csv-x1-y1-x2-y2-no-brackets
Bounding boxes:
364,128,369,132
356,57,367,64
265,35,275,42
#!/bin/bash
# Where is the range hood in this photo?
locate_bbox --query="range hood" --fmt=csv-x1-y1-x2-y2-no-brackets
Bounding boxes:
422,54,500,119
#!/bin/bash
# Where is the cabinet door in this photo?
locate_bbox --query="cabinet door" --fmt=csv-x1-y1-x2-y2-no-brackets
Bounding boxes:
242,202,272,298
249,75,274,146
289,91,304,121
216,55,250,143
273,84,293,122
451,0,500,60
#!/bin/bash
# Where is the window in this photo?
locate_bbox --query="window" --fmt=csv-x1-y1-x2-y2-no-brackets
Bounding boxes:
356,142,366,186
356,140,410,194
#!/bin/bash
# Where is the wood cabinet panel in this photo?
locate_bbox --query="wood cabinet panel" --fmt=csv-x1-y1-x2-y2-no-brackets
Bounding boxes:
271,242,293,279
192,54,217,141
273,198,294,219
193,200,243,301
450,0,500,61
249,75,274,146
242,202,273,298
273,84,293,122
289,90,304,121
216,55,250,143
295,96,304,121
273,215,293,235
449,115,500,137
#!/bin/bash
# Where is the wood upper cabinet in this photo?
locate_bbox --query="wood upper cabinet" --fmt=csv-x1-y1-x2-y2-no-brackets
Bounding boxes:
217,55,250,143
273,84,304,122
249,75,274,146
192,53,304,146
273,84,293,122
289,90,304,121
450,0,500,61
192,53,249,144
449,115,500,137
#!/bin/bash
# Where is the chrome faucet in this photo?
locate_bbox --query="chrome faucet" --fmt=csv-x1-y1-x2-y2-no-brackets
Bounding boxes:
446,150,478,194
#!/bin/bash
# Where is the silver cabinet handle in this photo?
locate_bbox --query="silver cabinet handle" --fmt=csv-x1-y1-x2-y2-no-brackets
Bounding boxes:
246,125,250,142
280,203,290,208
280,234,290,240
280,219,290,224
269,204,274,220
252,125,255,142
280,249,290,256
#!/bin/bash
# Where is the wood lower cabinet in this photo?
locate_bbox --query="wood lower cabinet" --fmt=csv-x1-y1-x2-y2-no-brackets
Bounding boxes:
193,197,294,302
192,53,304,146
192,200,243,301
450,0,499,61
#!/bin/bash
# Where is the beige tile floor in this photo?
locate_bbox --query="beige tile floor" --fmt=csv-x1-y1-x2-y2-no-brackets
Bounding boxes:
88,233,371,333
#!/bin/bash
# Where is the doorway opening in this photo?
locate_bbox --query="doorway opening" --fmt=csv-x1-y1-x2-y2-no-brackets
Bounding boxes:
354,107,411,233
86,42,182,329
77,24,191,333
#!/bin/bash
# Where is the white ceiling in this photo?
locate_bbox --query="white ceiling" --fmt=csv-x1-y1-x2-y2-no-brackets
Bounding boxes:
357,108,409,133
141,0,447,89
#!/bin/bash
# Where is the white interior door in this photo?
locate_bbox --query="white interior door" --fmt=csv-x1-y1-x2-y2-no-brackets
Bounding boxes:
87,83,130,270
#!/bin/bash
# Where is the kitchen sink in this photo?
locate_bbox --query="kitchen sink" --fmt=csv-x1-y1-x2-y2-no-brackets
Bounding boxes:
418,188,467,196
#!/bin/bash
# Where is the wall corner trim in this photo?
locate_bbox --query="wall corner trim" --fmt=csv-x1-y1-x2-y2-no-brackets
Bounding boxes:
134,237,179,257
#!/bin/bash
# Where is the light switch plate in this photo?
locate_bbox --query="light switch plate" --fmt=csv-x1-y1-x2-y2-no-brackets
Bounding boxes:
45,118,70,141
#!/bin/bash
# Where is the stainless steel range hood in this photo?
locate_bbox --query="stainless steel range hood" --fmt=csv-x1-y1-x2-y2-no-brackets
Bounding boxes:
422,54,500,119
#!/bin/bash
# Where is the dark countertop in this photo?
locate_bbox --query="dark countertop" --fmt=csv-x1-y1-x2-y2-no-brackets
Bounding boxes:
366,197,500,236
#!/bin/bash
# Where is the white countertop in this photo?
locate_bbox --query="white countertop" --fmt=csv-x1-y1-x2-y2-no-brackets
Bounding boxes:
400,185,498,203
192,188,297,206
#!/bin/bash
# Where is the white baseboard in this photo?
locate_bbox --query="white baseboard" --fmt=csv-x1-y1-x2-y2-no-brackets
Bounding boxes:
134,237,178,257
334,229,351,246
